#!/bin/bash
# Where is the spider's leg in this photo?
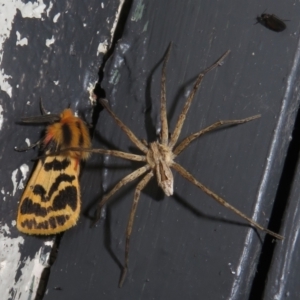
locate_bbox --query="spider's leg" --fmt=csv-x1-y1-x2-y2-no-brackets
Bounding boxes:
173,115,260,156
171,162,284,240
169,50,231,149
58,148,147,162
160,43,172,145
100,99,148,154
93,165,151,225
90,149,146,162
119,171,154,287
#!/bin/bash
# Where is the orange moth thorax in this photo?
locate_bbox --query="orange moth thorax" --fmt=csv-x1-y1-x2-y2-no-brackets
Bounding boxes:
44,109,91,160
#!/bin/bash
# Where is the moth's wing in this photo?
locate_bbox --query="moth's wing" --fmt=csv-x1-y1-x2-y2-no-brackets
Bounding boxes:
17,155,81,235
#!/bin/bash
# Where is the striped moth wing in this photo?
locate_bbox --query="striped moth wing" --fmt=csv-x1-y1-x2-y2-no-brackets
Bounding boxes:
17,108,91,234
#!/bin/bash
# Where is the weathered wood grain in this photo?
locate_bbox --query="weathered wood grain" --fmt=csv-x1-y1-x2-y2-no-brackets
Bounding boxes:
2,0,300,299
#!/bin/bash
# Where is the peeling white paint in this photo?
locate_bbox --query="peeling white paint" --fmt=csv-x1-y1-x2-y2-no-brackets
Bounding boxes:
19,164,29,190
0,225,24,299
87,82,97,105
53,12,60,23
1,223,11,234
16,31,28,46
83,23,87,27
44,241,54,247
11,164,29,196
46,1,53,17
109,0,125,47
53,80,59,85
0,105,3,130
0,0,48,97
94,0,124,58
0,231,53,300
0,70,12,98
0,189,6,200
18,0,46,18
97,39,109,56
25,138,30,147
1,187,6,201
11,169,18,196
11,220,16,227
45,35,55,47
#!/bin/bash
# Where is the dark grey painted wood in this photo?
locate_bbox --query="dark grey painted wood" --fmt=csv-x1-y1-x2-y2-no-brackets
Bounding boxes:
4,0,300,299
263,128,300,298
43,0,300,300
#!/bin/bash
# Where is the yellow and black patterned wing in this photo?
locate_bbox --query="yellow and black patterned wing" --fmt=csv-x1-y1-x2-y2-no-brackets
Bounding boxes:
17,154,80,235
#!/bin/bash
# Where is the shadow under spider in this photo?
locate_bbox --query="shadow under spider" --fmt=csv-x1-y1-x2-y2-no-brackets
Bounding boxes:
173,193,263,244
65,43,284,287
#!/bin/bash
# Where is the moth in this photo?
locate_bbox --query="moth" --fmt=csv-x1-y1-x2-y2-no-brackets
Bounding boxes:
16,104,91,235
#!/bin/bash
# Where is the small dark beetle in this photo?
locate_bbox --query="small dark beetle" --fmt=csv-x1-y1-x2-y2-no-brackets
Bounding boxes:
256,13,287,32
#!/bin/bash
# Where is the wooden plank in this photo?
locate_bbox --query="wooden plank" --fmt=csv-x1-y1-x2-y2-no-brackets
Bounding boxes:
263,114,300,298
0,0,122,299
43,1,300,299
2,0,300,299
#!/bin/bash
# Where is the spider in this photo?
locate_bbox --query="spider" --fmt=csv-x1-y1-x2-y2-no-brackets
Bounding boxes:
67,45,283,286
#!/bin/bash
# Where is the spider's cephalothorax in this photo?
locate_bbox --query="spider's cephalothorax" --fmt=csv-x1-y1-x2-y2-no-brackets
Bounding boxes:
67,44,283,287
147,141,175,196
